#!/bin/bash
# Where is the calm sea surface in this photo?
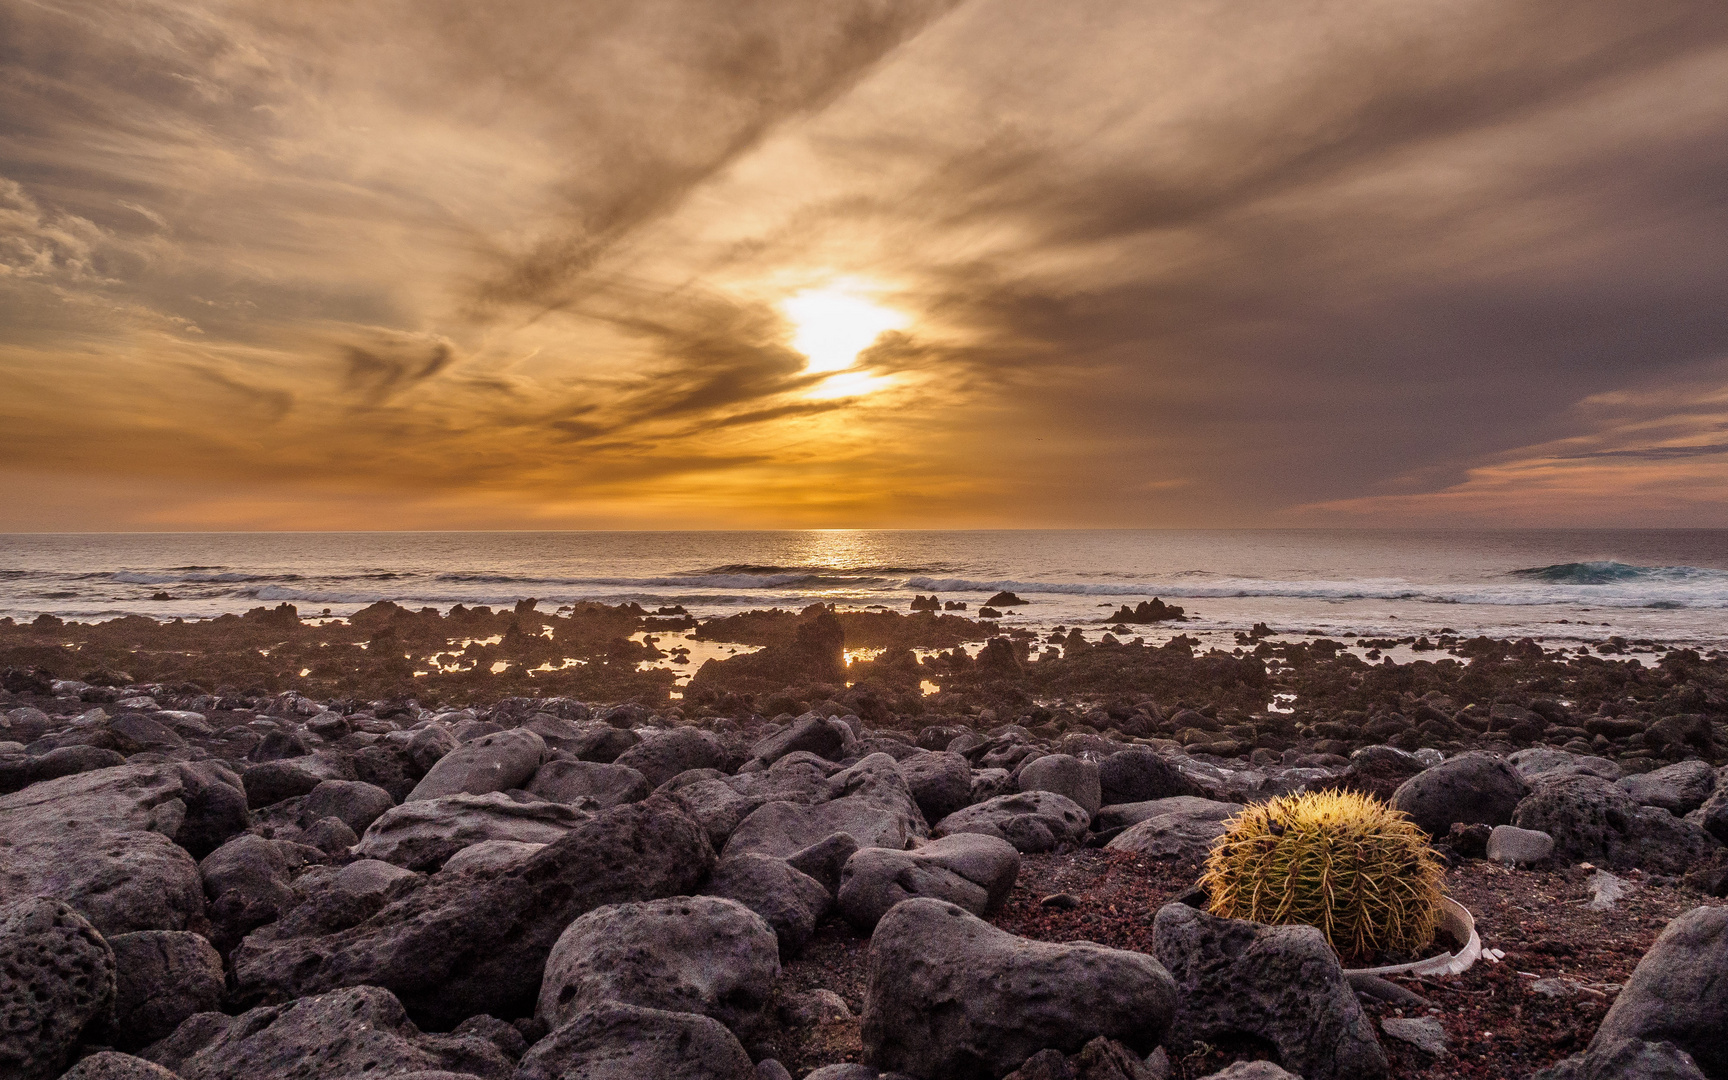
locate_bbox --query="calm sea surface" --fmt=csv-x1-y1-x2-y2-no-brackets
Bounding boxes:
2,530,1726,650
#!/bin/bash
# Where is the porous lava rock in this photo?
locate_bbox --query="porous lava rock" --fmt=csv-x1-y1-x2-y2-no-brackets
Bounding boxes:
1151,902,1388,1080
0,897,117,1080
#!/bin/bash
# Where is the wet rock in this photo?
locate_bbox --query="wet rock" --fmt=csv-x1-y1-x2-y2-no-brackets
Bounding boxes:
162,985,514,1080
355,791,589,870
525,758,648,808
1513,773,1721,874
104,930,225,1050
702,853,833,957
1018,754,1102,816
614,727,731,788
933,790,1090,853
1618,760,1717,816
1152,902,1388,1080
1097,748,1196,806
897,750,973,824
515,1002,754,1080
837,832,1020,931
1390,751,1527,837
0,897,116,1080
407,728,546,801
231,798,715,1030
537,895,779,1039
862,898,1176,1080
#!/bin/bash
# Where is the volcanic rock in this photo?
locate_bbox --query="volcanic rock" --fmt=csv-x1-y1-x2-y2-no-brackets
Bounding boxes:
355,791,589,870
536,895,779,1039
231,797,715,1030
934,790,1090,853
1152,902,1388,1080
837,832,1021,930
702,853,833,957
1390,751,1528,836
0,897,117,1080
514,1002,755,1080
406,728,546,801
525,758,649,808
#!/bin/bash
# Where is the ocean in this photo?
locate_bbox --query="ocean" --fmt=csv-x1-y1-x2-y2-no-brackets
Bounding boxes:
2,530,1726,654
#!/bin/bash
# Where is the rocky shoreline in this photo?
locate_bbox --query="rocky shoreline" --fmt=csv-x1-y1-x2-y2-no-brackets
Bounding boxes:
2,601,1726,1079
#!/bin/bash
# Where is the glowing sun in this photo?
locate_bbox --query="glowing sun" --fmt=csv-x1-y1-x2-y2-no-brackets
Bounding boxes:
782,283,908,374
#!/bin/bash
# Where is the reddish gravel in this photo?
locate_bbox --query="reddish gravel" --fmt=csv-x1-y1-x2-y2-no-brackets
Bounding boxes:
763,848,1726,1079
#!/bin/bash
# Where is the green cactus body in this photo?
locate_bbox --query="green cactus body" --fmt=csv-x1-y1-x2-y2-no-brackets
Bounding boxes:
1198,788,1445,962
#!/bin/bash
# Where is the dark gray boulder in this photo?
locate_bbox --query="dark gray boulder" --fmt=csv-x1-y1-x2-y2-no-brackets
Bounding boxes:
230,797,715,1030
1104,810,1231,861
526,758,649,808
1584,905,1728,1077
750,712,848,765
1090,796,1238,846
723,798,913,860
302,778,396,834
536,895,779,1039
1017,754,1102,816
565,724,640,764
933,790,1090,853
837,832,1020,931
242,755,352,810
1618,761,1717,816
862,898,1176,1080
161,985,514,1080
1696,780,1728,845
1097,748,1196,806
1151,902,1387,1080
0,762,243,932
1390,751,1527,837
0,897,117,1080
407,728,546,801
354,791,589,871
897,750,973,824
405,724,458,774
702,853,833,957
515,1002,754,1080
786,831,861,894
200,834,322,953
1513,773,1721,874
613,727,731,788
104,930,225,1050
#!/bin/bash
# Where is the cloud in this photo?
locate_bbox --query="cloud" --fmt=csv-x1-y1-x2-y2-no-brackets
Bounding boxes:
2,0,1728,527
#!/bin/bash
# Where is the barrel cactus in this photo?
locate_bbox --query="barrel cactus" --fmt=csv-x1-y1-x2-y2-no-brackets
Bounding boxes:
1198,788,1446,961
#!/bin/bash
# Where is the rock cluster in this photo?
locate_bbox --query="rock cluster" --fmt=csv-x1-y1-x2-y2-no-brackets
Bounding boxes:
0,660,1724,1080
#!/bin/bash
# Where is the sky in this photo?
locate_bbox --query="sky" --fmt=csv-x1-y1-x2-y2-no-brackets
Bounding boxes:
3,0,1727,531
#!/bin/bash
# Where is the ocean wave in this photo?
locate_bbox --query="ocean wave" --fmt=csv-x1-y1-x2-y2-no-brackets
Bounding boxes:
1508,561,1728,585
112,571,298,585
904,575,1728,608
690,563,944,576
